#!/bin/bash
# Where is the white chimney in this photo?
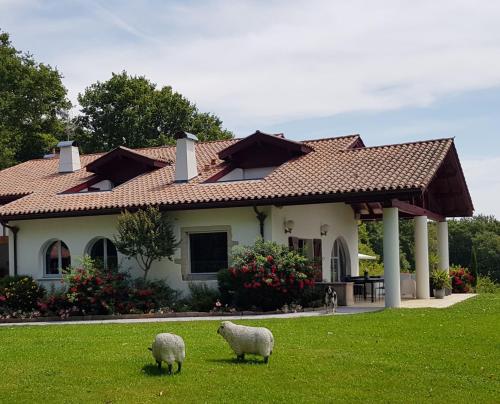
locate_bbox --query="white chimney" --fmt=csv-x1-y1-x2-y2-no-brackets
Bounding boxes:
57,140,81,173
174,131,198,182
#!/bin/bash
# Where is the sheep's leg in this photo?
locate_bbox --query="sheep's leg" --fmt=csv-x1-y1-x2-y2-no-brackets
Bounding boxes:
156,360,162,371
167,364,173,375
237,354,245,361
264,356,269,364
177,362,182,374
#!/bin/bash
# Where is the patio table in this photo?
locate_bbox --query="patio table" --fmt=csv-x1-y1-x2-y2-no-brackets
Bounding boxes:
351,277,384,302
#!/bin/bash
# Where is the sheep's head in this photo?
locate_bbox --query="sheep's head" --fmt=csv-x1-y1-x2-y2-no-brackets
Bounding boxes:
217,321,233,336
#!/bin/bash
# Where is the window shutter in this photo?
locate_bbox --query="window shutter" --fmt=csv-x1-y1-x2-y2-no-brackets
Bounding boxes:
288,237,299,251
313,238,323,281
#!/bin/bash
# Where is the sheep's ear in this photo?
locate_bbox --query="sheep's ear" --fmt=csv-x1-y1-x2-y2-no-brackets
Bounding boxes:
147,347,152,351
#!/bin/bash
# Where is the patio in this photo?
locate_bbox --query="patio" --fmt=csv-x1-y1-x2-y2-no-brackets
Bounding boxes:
336,293,477,314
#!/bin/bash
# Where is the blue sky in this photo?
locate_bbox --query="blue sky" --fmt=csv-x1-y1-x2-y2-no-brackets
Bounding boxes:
1,0,499,217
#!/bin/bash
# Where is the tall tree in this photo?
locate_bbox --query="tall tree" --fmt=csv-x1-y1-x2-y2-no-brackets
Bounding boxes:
0,30,71,168
74,71,233,153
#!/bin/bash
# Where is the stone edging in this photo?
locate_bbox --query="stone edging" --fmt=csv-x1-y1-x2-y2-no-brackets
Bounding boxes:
0,306,325,324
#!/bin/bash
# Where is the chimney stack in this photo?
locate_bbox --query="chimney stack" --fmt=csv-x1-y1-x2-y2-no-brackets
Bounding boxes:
174,131,198,182
57,140,81,173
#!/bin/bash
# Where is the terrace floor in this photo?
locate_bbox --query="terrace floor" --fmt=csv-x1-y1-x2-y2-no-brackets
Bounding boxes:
336,293,477,314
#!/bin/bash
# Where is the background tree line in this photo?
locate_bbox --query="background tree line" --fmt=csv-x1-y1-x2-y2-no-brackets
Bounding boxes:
360,215,500,282
0,29,232,169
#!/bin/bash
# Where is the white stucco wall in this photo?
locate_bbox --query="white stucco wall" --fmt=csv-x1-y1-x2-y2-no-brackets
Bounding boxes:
268,203,359,281
8,202,359,292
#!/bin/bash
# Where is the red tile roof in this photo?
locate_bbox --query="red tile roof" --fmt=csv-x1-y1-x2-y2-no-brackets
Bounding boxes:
0,134,472,219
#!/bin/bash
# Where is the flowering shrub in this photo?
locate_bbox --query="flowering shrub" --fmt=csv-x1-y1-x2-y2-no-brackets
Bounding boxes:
0,276,46,313
219,239,318,310
129,278,181,313
37,293,78,319
63,257,131,315
450,266,475,293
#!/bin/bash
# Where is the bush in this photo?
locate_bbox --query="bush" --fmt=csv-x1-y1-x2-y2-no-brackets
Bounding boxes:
181,283,220,312
63,257,131,315
0,276,46,313
130,278,181,313
220,239,318,311
449,266,474,293
298,285,325,308
37,293,77,319
475,275,499,294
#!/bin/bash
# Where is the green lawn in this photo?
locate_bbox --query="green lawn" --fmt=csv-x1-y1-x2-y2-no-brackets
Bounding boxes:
0,295,499,403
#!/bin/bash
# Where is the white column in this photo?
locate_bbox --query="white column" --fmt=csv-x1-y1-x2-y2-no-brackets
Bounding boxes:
414,216,430,299
437,220,450,273
383,207,401,308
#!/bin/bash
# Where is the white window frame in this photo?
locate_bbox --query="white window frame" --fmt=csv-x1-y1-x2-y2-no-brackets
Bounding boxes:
86,237,117,269
43,240,70,278
180,226,232,281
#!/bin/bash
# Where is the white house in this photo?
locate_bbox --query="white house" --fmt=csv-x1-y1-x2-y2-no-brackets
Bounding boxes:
0,131,473,308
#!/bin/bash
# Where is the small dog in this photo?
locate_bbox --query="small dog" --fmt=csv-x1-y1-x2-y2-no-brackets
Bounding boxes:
324,286,338,313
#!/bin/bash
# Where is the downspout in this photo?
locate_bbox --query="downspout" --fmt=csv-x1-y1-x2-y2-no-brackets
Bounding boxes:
253,206,267,239
2,222,19,276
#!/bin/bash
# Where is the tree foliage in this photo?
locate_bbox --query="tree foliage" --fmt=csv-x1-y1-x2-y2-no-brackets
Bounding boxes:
114,207,179,280
74,71,233,153
0,30,71,168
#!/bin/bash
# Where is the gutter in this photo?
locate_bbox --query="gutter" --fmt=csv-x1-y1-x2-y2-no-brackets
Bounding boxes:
1,222,19,276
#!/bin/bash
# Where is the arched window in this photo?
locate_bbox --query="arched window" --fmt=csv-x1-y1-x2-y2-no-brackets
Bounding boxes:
88,238,118,269
45,240,71,276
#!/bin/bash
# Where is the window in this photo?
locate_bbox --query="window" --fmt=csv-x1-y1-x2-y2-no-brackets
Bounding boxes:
289,237,323,281
189,232,228,274
45,240,71,276
88,238,118,269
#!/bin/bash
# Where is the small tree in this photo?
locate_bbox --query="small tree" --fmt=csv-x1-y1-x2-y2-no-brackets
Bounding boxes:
114,207,179,280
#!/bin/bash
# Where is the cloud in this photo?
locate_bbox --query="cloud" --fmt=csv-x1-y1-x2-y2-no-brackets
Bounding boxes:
462,157,500,218
2,0,500,131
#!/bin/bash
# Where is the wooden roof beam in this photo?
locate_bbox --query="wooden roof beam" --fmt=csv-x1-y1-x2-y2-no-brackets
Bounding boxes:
391,199,445,222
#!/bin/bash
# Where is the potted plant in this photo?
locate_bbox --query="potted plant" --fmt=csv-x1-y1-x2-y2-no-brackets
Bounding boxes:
430,270,451,299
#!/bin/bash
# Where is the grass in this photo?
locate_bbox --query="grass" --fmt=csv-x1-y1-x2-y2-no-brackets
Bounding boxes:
0,295,499,403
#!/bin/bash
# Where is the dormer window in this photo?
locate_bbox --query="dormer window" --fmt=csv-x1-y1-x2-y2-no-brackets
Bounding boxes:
217,167,276,182
62,146,170,194
207,130,312,183
85,146,169,186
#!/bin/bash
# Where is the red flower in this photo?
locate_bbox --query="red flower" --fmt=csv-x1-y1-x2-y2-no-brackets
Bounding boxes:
267,255,274,263
95,277,104,285
70,287,77,293
298,280,304,289
0,295,6,302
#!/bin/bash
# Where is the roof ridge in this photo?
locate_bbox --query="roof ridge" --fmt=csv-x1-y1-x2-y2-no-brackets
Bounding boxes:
347,137,454,151
302,134,361,143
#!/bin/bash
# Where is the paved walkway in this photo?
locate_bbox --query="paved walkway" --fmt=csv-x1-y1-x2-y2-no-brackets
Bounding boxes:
0,294,476,327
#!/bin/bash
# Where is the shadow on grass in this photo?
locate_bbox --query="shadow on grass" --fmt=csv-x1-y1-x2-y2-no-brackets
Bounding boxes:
206,357,267,365
141,364,180,377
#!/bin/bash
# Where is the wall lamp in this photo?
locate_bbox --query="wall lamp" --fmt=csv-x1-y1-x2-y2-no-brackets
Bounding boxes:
320,224,330,236
284,219,295,234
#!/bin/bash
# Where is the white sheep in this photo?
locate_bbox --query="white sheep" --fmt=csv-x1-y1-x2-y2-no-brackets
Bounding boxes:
148,333,185,375
217,321,274,363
